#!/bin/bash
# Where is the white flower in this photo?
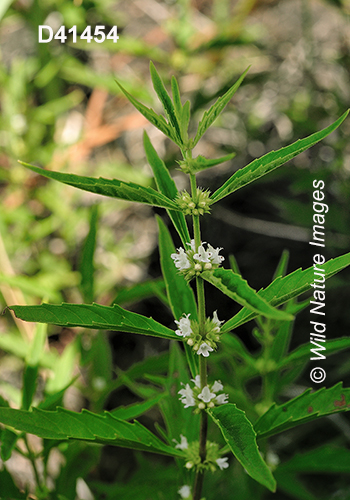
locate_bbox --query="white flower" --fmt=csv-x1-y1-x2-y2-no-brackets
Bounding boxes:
175,314,192,337
191,375,201,388
187,239,196,251
216,457,229,470
211,380,223,392
197,342,214,357
173,434,189,450
215,393,229,405
198,386,216,403
212,311,224,332
178,485,191,499
171,247,191,270
178,384,195,408
207,244,225,264
194,244,211,263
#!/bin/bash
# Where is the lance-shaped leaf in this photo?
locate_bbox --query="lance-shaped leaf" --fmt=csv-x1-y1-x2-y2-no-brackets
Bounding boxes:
211,110,349,202
178,153,235,174
150,62,183,145
19,162,179,210
143,132,190,246
194,67,250,146
223,251,350,332
0,406,184,458
115,79,178,144
8,302,178,340
208,404,276,492
277,444,350,474
79,204,98,303
254,382,350,439
110,393,166,421
157,216,199,376
201,268,293,321
277,337,350,369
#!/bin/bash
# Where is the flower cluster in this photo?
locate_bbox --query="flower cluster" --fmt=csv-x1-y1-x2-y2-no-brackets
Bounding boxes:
171,239,224,280
173,435,229,473
175,188,212,216
178,376,229,411
175,311,224,357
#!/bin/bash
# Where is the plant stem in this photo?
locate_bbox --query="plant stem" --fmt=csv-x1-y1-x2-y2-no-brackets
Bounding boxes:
190,172,208,500
23,435,43,492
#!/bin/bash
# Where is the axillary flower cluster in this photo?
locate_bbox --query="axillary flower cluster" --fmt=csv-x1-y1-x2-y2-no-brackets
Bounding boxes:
171,239,224,281
175,311,223,357
174,434,229,473
178,376,229,411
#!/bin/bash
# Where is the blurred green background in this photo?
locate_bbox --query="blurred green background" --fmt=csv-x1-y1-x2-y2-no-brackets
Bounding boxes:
1,0,350,498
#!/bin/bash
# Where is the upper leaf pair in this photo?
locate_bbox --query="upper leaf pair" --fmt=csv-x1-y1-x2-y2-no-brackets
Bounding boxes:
117,62,248,150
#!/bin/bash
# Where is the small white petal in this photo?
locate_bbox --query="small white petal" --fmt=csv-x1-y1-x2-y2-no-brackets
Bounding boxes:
211,380,223,393
175,314,192,337
215,393,229,405
197,342,214,357
198,386,216,403
212,310,224,329
173,434,189,450
194,245,211,263
216,457,229,470
178,384,195,408
171,247,191,270
191,375,201,388
207,244,224,264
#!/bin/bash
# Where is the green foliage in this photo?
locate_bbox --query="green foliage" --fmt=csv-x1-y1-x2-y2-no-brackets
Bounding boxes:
0,406,184,457
208,404,276,492
8,302,178,340
210,110,349,203
1,56,350,500
202,268,294,321
19,161,179,210
223,251,350,331
255,383,350,438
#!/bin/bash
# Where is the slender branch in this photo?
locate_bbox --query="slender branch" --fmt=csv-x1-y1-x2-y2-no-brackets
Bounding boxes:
189,172,209,500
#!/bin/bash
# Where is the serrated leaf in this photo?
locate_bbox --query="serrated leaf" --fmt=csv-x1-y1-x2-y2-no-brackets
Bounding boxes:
277,444,350,473
273,471,317,500
157,217,199,376
277,337,350,369
143,132,190,245
150,62,183,145
0,407,184,458
211,110,349,202
115,79,177,143
194,67,250,146
113,278,167,306
171,76,182,121
157,218,197,322
79,205,98,303
8,302,177,340
201,268,293,321
255,383,350,439
110,393,166,421
208,404,276,492
0,428,18,462
181,100,191,142
159,342,200,443
223,251,350,332
19,162,179,210
183,153,235,174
